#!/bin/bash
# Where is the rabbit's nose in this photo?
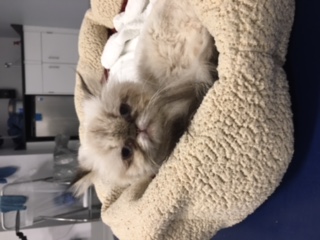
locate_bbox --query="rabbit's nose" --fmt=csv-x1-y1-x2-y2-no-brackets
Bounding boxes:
128,123,137,138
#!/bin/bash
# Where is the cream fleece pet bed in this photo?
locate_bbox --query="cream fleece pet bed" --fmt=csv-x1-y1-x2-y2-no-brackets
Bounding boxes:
74,0,295,239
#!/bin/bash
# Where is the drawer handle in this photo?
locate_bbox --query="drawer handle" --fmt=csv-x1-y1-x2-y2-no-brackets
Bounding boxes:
48,56,60,60
49,66,60,69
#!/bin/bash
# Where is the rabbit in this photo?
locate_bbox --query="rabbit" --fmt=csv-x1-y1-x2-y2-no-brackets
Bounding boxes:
72,0,218,196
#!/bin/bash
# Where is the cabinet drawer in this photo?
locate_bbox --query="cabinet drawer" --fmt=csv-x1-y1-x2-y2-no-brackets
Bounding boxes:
42,33,79,64
25,63,43,94
24,32,42,62
42,64,76,95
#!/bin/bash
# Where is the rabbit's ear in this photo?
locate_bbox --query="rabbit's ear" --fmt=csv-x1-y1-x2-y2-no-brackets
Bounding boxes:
70,167,95,197
76,71,95,98
100,68,109,85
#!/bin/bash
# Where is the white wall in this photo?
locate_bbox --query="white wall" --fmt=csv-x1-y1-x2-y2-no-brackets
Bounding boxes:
0,0,90,37
0,37,22,98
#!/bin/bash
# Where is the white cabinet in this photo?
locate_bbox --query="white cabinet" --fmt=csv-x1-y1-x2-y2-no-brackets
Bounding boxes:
42,64,76,94
23,26,79,95
24,32,42,62
42,33,79,64
25,63,42,94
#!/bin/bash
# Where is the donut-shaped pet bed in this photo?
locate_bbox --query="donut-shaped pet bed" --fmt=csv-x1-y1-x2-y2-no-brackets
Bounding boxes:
74,0,295,239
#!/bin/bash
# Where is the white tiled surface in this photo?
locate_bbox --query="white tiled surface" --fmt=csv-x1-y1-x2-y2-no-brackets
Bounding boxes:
0,223,91,240
0,154,115,240
0,222,114,240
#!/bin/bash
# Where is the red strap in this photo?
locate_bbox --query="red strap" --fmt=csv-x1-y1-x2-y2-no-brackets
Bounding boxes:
120,0,128,13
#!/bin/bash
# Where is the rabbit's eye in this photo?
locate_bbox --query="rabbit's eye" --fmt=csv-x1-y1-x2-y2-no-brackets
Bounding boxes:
119,103,132,122
121,145,133,160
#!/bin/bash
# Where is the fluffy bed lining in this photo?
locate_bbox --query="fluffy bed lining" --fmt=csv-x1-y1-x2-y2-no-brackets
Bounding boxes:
74,0,295,239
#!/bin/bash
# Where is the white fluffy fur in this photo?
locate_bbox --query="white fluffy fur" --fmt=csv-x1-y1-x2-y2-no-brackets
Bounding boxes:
73,0,217,196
